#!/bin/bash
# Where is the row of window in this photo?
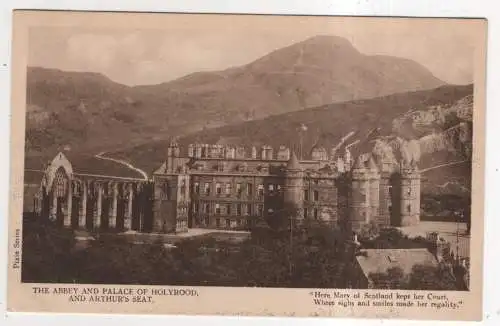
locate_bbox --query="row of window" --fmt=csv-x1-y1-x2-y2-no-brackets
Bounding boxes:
193,202,265,216
200,217,253,228
304,207,320,220
193,182,281,197
304,189,320,202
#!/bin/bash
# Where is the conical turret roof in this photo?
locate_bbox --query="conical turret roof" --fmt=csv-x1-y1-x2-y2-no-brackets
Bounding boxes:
368,156,379,171
287,151,301,170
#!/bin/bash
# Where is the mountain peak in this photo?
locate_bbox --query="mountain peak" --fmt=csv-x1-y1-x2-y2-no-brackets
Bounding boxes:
297,35,356,49
287,34,359,56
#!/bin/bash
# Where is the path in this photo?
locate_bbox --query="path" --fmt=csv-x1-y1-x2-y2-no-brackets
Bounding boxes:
95,152,149,181
420,160,468,173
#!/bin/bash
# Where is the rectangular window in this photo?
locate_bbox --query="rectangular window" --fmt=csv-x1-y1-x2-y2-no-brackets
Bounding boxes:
216,183,222,195
236,183,242,196
257,204,264,216
268,184,274,191
258,184,264,197
225,183,231,195
215,203,221,215
204,183,211,195
247,183,253,196
226,204,231,215
246,204,252,216
204,216,210,226
388,186,393,197
226,219,231,228
246,218,252,226
304,190,309,201
194,182,200,194
304,208,308,218
163,182,170,199
216,218,220,227
237,204,242,216
313,208,318,220
407,188,411,195
313,190,319,202
193,202,198,213
407,204,411,213
204,203,210,214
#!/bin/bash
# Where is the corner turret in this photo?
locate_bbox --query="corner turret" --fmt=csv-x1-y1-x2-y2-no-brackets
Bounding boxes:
284,151,304,221
400,158,421,226
349,156,373,233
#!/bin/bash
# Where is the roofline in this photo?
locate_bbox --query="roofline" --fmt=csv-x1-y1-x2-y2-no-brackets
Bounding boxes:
24,169,147,182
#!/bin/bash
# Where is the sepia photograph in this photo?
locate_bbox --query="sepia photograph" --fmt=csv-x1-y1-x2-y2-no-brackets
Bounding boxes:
7,10,486,320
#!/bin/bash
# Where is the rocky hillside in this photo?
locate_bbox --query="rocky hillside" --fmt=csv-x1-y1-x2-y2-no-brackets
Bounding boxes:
25,35,444,158
110,84,473,196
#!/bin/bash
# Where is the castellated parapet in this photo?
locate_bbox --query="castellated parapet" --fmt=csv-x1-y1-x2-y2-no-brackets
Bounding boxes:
149,140,422,234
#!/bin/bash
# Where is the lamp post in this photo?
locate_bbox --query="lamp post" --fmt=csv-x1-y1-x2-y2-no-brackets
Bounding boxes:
455,210,463,263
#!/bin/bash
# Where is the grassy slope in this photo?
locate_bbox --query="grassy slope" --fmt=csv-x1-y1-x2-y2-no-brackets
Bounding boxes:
109,84,473,177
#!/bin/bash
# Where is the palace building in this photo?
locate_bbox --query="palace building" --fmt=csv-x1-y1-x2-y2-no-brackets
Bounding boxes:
25,140,421,235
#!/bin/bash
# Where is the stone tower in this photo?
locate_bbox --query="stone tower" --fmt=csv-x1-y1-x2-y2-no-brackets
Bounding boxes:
153,140,190,233
399,159,421,226
284,151,304,221
349,157,370,233
377,155,395,227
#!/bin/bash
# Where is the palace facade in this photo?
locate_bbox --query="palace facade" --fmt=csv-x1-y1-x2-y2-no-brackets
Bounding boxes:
25,140,421,235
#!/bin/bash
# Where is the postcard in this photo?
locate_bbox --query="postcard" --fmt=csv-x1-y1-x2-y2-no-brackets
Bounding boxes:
7,10,487,321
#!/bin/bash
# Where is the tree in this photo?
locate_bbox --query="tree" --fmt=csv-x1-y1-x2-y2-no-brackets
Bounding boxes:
358,220,380,241
406,264,458,290
362,227,431,250
369,267,405,289
21,215,76,283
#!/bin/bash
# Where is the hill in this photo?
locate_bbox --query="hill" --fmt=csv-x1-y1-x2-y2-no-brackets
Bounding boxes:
109,84,473,193
25,35,444,158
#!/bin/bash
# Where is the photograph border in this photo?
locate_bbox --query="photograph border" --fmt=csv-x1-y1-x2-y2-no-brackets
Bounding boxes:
6,9,487,321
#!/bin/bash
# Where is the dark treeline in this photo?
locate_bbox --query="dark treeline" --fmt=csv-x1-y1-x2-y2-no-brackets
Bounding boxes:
421,193,471,234
21,214,461,290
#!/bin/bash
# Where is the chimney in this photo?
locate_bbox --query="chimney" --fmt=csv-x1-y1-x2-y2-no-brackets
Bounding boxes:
267,146,274,160
188,144,194,158
261,146,267,160
251,146,257,159
277,145,290,160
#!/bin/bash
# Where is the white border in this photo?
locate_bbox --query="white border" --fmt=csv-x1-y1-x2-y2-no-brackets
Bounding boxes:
1,1,499,325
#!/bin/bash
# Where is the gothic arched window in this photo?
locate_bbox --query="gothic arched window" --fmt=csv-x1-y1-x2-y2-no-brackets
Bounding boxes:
53,167,68,198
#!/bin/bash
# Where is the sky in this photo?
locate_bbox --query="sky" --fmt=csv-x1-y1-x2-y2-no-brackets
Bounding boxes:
27,14,481,86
